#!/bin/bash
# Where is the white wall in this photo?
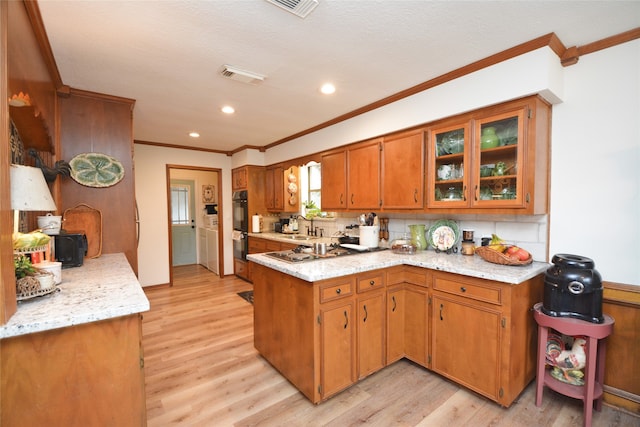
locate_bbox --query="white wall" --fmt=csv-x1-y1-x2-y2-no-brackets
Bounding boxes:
264,47,564,164
134,144,232,286
135,41,639,287
549,40,639,284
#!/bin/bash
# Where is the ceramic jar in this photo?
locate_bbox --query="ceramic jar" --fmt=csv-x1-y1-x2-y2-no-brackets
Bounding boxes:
480,126,500,149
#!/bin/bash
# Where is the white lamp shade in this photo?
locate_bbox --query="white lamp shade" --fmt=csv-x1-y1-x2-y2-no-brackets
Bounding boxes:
10,164,57,211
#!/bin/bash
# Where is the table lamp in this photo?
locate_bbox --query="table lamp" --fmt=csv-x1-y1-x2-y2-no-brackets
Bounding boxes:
10,164,57,234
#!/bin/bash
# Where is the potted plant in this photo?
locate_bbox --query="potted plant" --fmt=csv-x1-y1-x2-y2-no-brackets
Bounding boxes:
14,255,36,280
302,200,320,218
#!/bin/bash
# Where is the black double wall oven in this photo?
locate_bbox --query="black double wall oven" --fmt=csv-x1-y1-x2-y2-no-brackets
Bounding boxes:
232,190,248,261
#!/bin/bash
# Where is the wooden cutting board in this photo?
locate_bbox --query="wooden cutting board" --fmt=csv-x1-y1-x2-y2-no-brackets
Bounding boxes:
62,203,102,258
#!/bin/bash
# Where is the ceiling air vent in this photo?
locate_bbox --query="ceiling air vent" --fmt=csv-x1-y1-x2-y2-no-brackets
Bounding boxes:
219,65,266,85
265,0,319,18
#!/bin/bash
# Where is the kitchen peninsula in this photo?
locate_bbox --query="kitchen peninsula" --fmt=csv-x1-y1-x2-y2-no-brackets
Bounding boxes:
248,249,547,406
0,253,149,426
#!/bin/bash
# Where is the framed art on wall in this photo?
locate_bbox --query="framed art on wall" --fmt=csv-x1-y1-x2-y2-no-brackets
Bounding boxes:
202,184,215,203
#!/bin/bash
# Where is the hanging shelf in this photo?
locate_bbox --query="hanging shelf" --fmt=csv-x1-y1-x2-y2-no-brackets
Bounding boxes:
9,105,53,153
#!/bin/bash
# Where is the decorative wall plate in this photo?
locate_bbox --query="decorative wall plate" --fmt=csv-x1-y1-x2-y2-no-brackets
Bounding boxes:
69,153,124,188
427,219,460,252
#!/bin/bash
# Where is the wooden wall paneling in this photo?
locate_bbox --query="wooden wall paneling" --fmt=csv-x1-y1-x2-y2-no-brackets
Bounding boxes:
602,282,640,414
58,91,138,274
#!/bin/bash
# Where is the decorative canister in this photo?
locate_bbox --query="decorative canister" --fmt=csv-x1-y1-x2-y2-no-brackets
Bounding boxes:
408,224,427,251
480,126,500,149
359,226,379,248
461,241,475,256
37,213,62,235
34,261,62,285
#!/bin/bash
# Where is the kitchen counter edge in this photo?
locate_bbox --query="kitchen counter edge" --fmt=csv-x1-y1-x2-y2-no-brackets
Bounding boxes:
0,253,150,339
248,249,549,284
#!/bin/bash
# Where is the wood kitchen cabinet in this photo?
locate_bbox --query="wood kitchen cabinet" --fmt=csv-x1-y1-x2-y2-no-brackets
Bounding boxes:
319,298,356,398
265,166,284,211
232,167,248,191
1,314,146,426
253,263,360,403
252,260,543,407
321,149,348,209
321,138,382,211
427,95,550,214
430,270,543,407
386,266,429,367
266,165,299,213
381,129,425,209
347,138,382,209
356,271,386,379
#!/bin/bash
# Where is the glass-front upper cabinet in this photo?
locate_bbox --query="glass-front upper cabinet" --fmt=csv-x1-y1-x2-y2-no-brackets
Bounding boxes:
427,100,542,212
427,123,470,208
473,108,525,208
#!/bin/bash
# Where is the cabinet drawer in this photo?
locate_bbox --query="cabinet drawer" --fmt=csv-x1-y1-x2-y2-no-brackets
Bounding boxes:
356,272,384,293
386,266,428,288
265,241,282,252
248,238,267,254
234,258,248,278
320,280,353,303
433,276,502,305
404,268,428,288
280,242,298,251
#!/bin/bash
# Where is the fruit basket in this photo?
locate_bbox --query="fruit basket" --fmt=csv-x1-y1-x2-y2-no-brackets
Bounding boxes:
475,245,533,266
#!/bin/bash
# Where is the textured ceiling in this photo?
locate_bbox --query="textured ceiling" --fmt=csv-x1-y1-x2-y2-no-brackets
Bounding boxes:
37,1,640,153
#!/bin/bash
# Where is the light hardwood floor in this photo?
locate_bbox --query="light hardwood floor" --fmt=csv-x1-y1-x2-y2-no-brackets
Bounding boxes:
142,265,639,427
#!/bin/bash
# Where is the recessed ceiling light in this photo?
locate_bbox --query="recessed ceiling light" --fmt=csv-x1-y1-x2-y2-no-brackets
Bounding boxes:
189,132,200,138
221,105,235,114
320,83,336,95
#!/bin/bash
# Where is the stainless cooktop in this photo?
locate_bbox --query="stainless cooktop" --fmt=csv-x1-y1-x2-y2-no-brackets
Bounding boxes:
264,244,387,263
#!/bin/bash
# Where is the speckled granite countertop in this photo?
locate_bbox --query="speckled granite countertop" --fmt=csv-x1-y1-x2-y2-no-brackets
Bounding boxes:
248,249,549,284
0,253,150,339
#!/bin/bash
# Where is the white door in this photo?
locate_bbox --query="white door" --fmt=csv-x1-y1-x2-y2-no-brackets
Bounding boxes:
171,180,197,266
207,229,219,275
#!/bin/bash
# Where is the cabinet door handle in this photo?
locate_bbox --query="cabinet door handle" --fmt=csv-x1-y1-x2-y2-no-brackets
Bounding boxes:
414,188,418,203
463,185,467,201
392,296,397,312
440,303,444,321
344,310,348,329
351,194,354,205
336,288,341,294
474,185,478,201
340,194,344,205
363,305,368,322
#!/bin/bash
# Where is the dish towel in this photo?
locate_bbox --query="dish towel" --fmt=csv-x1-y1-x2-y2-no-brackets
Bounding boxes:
232,230,243,241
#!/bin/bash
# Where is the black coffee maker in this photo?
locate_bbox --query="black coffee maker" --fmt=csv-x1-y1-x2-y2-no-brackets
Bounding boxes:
274,218,289,233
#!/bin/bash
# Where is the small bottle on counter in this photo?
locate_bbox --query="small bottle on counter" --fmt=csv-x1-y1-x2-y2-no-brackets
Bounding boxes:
461,241,475,255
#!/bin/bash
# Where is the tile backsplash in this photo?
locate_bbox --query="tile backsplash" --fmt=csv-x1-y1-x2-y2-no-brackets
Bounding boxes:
267,212,549,262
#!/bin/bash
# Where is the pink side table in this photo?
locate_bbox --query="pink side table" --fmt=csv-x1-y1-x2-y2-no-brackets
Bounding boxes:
533,302,614,427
